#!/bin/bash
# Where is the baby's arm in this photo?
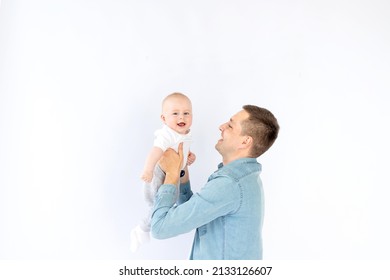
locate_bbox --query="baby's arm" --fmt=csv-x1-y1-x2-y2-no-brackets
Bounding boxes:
141,146,164,183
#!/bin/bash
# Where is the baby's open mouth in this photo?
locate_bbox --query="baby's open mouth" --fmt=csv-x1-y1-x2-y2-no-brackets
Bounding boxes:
177,122,186,127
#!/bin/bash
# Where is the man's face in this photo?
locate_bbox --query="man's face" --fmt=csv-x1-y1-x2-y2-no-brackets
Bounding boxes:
215,109,249,157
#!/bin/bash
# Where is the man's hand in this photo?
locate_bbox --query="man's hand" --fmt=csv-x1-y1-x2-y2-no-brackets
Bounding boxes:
159,142,184,186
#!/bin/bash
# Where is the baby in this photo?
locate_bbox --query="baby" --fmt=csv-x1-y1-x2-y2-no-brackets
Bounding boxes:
130,92,196,252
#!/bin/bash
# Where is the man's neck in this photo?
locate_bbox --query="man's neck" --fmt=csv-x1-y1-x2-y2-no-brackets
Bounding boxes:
222,153,248,166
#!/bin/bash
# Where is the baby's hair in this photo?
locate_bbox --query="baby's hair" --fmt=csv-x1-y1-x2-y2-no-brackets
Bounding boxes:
162,92,191,109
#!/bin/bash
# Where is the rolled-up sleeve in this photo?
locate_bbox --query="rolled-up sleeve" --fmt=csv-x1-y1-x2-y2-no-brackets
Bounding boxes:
178,181,193,205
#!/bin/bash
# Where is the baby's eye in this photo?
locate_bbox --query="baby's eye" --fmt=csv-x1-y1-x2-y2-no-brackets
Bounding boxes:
184,112,190,115
173,112,178,115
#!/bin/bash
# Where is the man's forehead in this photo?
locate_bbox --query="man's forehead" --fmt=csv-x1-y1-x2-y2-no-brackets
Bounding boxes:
230,110,249,122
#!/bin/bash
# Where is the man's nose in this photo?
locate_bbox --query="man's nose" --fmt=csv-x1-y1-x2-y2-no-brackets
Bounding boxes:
219,123,227,131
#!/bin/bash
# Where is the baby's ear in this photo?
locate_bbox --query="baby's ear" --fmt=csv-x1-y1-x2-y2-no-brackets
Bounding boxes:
160,114,166,122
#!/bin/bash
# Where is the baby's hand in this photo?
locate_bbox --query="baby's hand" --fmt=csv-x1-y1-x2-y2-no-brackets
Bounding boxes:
187,152,196,166
141,170,153,183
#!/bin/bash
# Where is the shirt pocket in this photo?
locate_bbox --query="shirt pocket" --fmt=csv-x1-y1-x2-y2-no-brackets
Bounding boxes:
197,225,207,237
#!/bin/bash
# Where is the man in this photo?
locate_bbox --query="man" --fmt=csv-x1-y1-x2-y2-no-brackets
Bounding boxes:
151,105,279,260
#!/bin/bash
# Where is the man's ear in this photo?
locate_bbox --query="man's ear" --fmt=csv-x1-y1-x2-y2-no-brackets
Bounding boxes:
241,136,253,148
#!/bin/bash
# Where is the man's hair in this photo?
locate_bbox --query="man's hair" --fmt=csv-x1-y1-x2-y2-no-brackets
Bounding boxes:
241,105,279,157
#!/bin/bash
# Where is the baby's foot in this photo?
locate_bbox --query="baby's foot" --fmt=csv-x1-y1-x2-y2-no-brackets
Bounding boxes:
130,225,150,252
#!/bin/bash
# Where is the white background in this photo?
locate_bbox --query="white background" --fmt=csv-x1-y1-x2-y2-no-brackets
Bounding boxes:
0,0,389,260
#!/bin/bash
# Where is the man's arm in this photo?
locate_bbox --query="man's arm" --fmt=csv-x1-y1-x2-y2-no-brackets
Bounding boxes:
180,166,189,184
151,147,240,239
178,166,192,205
151,174,240,239
152,143,240,239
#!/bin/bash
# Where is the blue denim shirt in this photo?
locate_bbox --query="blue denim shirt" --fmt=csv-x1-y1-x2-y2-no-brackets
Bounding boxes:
151,158,264,260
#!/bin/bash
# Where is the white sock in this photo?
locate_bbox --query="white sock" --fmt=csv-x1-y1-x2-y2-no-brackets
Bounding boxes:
130,225,150,252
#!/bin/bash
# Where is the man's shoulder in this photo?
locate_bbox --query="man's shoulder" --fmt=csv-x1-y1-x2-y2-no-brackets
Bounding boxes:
217,158,261,180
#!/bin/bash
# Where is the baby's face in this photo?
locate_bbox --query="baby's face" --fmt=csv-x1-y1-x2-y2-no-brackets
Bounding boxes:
161,96,193,134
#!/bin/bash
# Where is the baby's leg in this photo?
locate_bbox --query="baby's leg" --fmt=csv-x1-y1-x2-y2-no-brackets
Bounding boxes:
140,164,166,232
150,164,165,195
138,181,152,232
131,165,168,252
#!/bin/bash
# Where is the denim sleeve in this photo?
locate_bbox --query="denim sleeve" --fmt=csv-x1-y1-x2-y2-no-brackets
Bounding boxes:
178,181,193,205
151,175,240,239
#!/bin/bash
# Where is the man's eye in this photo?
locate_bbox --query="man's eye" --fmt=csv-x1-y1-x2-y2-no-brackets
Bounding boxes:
173,112,178,115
